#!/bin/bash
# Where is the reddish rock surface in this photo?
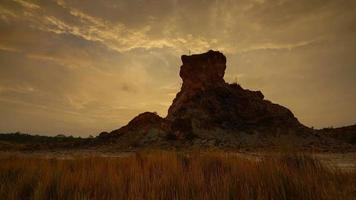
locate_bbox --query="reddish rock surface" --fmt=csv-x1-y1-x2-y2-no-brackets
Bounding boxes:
180,50,226,91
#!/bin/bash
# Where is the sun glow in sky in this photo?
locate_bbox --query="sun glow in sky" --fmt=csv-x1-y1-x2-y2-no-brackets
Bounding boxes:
0,0,356,136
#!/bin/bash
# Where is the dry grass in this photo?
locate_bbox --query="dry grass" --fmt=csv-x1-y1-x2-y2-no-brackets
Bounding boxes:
0,151,355,200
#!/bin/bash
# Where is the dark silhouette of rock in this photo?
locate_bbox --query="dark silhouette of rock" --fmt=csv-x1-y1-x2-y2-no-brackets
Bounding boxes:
167,50,303,131
96,112,168,148
319,124,356,144
180,50,226,91
99,112,164,139
97,50,354,150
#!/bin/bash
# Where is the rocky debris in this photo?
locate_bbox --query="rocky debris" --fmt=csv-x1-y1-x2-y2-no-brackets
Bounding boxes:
98,112,165,140
121,112,164,131
166,118,196,140
95,112,170,148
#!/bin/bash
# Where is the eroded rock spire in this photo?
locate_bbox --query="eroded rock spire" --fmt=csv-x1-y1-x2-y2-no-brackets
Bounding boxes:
180,50,227,91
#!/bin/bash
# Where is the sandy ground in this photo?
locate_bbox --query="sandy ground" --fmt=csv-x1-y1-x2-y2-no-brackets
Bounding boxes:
237,152,356,171
314,153,356,171
0,150,355,171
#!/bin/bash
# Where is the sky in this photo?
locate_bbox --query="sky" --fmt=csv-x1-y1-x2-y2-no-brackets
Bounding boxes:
0,0,355,136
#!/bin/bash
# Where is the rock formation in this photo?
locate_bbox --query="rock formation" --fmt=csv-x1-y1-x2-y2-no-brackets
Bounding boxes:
167,50,303,131
98,50,324,149
319,124,356,144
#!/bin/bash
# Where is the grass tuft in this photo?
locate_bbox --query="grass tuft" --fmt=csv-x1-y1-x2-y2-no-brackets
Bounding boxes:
0,151,355,200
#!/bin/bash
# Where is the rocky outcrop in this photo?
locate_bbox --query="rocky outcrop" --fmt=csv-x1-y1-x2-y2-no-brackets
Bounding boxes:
180,50,226,91
99,112,165,139
99,50,343,149
97,112,168,147
167,50,303,131
319,124,356,144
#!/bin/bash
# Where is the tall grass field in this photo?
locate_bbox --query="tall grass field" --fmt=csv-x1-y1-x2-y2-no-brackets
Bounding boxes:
0,151,355,200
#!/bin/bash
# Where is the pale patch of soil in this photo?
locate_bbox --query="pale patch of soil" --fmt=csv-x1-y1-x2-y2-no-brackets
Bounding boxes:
1,150,354,171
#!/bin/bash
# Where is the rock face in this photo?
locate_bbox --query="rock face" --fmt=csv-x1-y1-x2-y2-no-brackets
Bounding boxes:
167,50,303,131
179,50,226,91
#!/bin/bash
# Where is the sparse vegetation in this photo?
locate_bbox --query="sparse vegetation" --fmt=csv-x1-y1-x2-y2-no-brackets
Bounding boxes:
0,151,355,200
0,132,87,144
0,132,94,151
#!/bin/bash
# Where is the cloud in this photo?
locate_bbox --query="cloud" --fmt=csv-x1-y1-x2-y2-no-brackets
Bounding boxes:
13,0,40,10
0,0,355,135
1,0,228,54
240,37,325,53
0,44,20,52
